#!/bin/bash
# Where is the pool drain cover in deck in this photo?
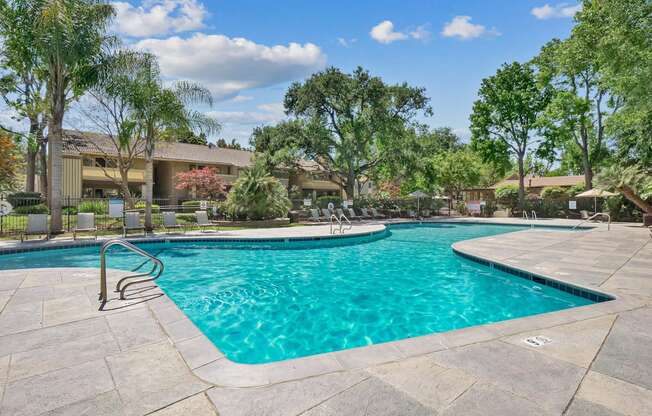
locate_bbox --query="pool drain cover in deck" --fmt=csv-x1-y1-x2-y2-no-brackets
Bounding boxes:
523,335,552,347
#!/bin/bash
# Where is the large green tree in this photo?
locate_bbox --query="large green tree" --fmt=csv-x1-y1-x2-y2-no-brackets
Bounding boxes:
470,62,552,210
34,0,115,233
283,66,432,198
575,0,652,166
533,35,618,189
0,0,49,194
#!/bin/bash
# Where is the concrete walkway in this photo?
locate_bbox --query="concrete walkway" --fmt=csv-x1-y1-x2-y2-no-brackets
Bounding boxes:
0,220,650,415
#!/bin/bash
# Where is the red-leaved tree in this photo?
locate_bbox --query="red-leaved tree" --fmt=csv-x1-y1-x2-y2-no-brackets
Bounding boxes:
174,167,226,199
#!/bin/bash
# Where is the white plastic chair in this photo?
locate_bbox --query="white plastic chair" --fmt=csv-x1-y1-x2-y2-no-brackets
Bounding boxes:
21,214,49,242
74,213,97,240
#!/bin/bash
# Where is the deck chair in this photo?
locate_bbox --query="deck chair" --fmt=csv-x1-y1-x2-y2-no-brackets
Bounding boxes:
422,209,431,218
73,213,97,240
21,214,49,242
321,208,333,219
335,208,345,218
123,212,145,237
407,210,417,219
359,208,373,220
347,208,362,221
309,209,327,222
371,208,386,219
162,212,185,234
195,210,217,233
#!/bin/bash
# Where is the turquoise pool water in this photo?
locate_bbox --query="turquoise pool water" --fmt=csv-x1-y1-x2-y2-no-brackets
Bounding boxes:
0,223,594,363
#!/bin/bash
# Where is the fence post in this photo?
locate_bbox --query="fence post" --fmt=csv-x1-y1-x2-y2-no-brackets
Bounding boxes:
66,196,70,232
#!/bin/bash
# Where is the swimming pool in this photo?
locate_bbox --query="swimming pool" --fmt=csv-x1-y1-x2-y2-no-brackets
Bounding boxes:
0,223,601,364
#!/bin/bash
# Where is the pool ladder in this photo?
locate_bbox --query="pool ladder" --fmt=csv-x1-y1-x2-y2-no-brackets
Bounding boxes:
573,213,611,231
522,210,537,228
99,239,164,305
330,214,352,234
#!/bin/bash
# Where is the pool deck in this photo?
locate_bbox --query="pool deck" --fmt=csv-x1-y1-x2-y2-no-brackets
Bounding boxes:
0,218,650,415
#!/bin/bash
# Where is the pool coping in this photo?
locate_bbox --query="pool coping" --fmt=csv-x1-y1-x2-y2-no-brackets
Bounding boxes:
150,223,629,388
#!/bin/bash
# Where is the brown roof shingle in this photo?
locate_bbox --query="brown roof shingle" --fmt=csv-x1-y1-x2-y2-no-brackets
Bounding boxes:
62,130,254,167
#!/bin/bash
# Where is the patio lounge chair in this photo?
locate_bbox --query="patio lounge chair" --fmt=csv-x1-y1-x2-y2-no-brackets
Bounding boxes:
123,212,145,237
359,208,373,220
73,213,97,240
321,208,333,219
308,209,328,222
335,208,346,218
422,209,431,218
347,208,362,221
162,212,185,234
21,214,49,242
195,210,217,232
371,208,386,219
407,210,417,219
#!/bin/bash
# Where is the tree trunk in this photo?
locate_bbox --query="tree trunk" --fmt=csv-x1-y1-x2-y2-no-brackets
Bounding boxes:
144,139,154,231
580,130,593,189
48,109,64,234
119,168,134,209
25,148,37,192
517,153,526,211
619,185,652,214
38,138,48,199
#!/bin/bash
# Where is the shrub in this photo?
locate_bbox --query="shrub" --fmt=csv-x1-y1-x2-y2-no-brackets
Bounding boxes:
7,192,42,207
316,195,342,208
135,201,160,213
13,203,49,214
541,186,567,200
78,200,107,215
566,183,586,197
181,200,201,213
494,184,519,210
63,206,78,215
224,164,291,220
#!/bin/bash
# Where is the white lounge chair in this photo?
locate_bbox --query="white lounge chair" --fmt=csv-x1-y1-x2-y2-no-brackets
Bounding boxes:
73,213,97,240
195,210,217,232
309,209,327,222
162,212,184,234
359,208,373,220
371,208,386,219
123,212,145,237
347,208,362,221
21,214,49,242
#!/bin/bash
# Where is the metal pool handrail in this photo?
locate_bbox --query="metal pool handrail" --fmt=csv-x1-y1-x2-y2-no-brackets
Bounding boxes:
329,213,352,234
573,212,611,231
99,239,164,304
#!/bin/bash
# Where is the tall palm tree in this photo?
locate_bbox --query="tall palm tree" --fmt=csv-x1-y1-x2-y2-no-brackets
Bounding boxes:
34,0,115,233
130,57,220,230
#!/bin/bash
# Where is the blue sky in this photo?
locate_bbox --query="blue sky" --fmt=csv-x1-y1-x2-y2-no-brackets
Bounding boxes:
5,1,582,145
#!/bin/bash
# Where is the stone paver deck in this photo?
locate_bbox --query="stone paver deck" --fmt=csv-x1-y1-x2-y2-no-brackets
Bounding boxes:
0,218,650,415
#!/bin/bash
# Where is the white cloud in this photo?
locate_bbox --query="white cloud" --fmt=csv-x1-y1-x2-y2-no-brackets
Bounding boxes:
410,24,432,41
441,16,497,40
531,3,582,20
112,0,207,37
207,102,286,144
229,95,253,103
135,34,327,100
337,37,357,48
370,20,408,44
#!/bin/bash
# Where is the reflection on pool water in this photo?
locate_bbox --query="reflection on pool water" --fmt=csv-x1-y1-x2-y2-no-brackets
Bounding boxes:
0,223,596,363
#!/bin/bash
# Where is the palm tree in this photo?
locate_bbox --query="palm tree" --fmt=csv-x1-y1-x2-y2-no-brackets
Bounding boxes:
595,164,652,214
130,57,220,230
34,0,115,233
224,162,291,220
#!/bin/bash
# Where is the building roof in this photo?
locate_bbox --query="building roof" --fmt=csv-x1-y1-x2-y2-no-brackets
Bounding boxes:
62,130,254,167
492,175,584,189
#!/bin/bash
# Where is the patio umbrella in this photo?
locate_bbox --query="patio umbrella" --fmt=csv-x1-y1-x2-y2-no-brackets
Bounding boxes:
575,188,618,213
409,190,428,213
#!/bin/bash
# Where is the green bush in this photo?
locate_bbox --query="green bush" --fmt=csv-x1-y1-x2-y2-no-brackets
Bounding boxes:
181,200,201,213
63,206,78,215
135,201,160,213
494,184,519,210
316,195,342,208
7,192,42,207
13,203,49,214
566,183,586,197
78,200,107,215
224,164,291,220
541,186,567,200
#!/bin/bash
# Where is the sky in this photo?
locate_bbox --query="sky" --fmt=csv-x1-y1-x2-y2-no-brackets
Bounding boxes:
5,0,583,146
